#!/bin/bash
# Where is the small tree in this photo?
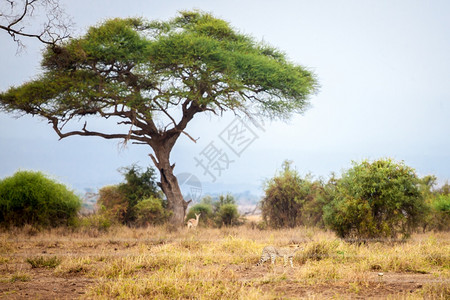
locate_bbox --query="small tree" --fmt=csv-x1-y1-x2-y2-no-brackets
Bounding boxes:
323,159,426,240
0,11,317,227
0,170,81,227
216,203,240,227
211,194,239,227
117,165,161,222
300,178,331,228
261,161,317,228
97,165,163,225
97,185,127,224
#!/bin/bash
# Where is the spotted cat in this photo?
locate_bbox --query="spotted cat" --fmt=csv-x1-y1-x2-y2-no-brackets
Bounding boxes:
256,244,302,267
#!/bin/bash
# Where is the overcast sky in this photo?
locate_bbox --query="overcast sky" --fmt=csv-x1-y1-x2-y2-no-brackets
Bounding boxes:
1,0,449,197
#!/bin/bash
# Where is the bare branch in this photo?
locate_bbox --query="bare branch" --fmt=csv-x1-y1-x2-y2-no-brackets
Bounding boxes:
153,99,176,129
48,117,151,144
148,153,159,168
181,130,199,143
1,0,73,48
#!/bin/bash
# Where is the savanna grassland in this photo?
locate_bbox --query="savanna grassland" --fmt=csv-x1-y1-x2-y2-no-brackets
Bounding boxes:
0,224,449,299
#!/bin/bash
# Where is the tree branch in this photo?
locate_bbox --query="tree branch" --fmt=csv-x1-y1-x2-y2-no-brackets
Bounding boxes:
181,130,199,143
1,0,72,48
48,117,151,144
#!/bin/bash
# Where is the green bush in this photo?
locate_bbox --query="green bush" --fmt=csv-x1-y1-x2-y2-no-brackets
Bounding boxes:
134,196,170,226
0,171,81,228
97,165,163,226
427,194,450,231
215,203,240,227
186,195,241,227
261,160,327,228
76,213,113,232
323,159,426,240
186,203,214,226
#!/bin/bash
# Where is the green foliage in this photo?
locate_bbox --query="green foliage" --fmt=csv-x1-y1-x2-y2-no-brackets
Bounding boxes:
0,11,318,226
211,194,240,227
261,161,327,228
212,194,236,213
75,213,113,232
425,194,450,231
186,203,213,226
438,181,450,195
323,159,426,240
134,196,170,226
215,203,240,227
117,165,161,222
433,194,450,212
97,165,165,226
261,161,303,228
186,194,240,227
0,11,317,130
0,171,81,228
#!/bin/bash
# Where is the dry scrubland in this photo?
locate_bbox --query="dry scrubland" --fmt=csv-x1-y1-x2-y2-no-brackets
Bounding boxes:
0,225,449,299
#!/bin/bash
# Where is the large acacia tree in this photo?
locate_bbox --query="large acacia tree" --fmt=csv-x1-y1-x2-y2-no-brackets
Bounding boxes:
0,11,318,226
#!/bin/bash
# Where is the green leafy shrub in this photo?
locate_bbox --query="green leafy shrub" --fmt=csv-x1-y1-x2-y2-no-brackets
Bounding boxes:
323,159,426,240
186,203,214,226
76,213,113,232
215,203,240,227
134,196,170,226
97,165,164,226
261,161,328,228
427,195,450,231
0,171,81,228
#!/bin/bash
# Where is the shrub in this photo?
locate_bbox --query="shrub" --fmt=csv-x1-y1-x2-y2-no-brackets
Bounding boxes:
97,165,163,225
186,203,214,226
215,203,240,227
0,171,81,228
323,159,426,240
261,160,327,228
134,196,170,226
97,185,128,223
76,213,113,232
117,165,161,222
427,194,450,231
260,161,304,228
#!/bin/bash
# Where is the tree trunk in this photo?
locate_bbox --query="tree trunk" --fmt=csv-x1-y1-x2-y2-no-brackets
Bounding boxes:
149,147,190,227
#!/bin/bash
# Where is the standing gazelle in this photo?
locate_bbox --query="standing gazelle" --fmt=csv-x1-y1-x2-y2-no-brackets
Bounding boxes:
187,213,201,229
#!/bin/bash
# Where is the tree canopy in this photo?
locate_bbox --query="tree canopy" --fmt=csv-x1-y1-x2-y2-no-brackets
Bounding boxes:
323,159,426,240
1,11,317,135
0,11,318,226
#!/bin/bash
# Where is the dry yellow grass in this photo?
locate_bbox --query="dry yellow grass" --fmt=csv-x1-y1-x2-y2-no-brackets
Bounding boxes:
0,225,449,299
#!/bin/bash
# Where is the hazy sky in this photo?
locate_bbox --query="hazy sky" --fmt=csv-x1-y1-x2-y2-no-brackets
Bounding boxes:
1,0,449,196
